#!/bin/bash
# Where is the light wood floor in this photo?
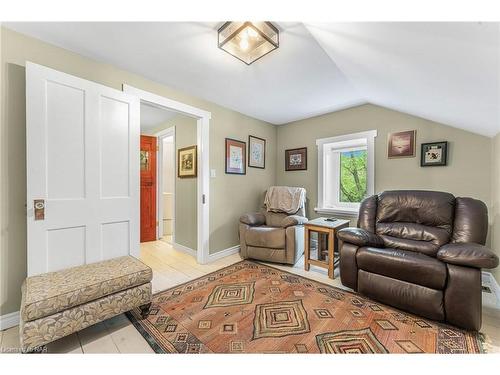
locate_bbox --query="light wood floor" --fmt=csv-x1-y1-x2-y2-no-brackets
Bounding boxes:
1,239,500,353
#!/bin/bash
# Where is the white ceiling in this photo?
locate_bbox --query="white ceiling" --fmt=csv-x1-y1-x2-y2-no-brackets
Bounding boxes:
305,22,500,137
140,103,177,132
5,22,499,136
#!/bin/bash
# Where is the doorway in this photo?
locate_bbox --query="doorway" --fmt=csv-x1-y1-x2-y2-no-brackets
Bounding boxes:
139,103,198,251
125,85,210,264
132,85,211,264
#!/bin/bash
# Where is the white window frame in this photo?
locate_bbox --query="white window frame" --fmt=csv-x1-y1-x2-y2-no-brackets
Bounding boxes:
315,130,377,217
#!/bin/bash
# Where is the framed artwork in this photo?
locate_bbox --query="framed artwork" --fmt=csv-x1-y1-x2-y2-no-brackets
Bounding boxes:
285,147,307,171
387,130,416,158
421,141,448,167
248,135,266,169
177,145,197,178
225,138,246,174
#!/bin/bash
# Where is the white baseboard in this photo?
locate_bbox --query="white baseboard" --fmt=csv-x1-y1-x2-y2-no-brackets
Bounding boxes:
482,271,500,294
172,242,197,257
481,271,500,309
0,311,20,330
208,245,241,262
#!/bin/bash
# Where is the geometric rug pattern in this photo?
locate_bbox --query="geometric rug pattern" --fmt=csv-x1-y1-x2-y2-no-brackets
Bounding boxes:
126,260,483,353
253,300,310,339
316,328,388,353
204,282,255,309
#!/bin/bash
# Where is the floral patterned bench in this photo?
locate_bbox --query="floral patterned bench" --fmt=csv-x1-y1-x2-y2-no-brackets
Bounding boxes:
19,256,152,352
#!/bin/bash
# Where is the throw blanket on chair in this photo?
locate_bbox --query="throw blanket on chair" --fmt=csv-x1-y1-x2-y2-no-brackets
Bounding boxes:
264,186,306,214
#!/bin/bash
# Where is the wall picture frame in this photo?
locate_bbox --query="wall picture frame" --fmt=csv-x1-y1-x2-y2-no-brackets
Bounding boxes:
285,147,307,171
387,130,416,158
248,135,266,169
421,141,448,167
225,138,246,175
177,145,197,178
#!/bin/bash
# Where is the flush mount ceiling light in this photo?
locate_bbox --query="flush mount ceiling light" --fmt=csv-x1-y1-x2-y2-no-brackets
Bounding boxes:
218,22,279,65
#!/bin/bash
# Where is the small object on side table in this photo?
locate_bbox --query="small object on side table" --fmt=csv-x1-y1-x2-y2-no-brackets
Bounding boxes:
304,217,350,279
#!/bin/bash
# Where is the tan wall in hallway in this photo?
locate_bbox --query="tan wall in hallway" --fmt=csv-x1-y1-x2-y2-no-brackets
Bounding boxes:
150,115,198,251
491,133,500,281
0,27,277,316
276,104,493,232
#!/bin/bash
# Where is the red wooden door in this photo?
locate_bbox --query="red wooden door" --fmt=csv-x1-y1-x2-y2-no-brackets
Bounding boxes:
140,135,157,242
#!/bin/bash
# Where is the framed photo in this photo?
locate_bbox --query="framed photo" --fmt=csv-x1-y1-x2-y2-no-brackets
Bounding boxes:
421,141,448,167
248,135,266,169
178,145,197,178
225,138,246,174
387,130,416,158
285,147,307,171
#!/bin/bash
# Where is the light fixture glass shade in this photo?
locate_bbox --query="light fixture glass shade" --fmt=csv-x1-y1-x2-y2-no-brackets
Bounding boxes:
218,22,279,65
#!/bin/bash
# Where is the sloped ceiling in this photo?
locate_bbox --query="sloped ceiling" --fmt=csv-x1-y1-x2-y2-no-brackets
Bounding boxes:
305,22,500,137
4,22,499,136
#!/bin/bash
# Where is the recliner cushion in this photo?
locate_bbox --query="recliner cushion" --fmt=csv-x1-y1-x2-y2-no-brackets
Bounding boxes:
375,191,455,256
376,190,455,228
358,270,444,322
245,226,286,248
356,246,447,289
377,233,440,256
264,211,288,227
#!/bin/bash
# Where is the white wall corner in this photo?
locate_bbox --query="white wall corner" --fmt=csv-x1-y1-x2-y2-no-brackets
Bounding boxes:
0,311,20,330
172,242,197,257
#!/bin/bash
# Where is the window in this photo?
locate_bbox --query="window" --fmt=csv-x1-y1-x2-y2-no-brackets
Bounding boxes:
316,130,377,216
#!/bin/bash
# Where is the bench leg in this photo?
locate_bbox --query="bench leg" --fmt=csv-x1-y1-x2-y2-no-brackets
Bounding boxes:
139,302,152,319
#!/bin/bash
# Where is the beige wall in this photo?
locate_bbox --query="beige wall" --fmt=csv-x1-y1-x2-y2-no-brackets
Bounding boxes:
276,104,493,228
150,115,198,251
492,133,500,281
0,27,277,316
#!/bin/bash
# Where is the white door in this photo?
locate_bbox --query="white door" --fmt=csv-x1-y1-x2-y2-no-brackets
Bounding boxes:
26,62,140,276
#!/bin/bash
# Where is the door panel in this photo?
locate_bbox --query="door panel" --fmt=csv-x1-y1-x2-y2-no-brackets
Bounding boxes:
26,62,140,276
47,226,86,272
140,135,157,242
46,81,86,199
101,221,130,260
100,96,131,198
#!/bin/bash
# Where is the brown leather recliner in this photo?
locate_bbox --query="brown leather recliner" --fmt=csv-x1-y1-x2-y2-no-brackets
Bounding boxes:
338,190,499,331
239,201,308,265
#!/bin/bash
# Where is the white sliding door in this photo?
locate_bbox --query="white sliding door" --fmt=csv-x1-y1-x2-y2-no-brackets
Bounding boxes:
26,62,140,276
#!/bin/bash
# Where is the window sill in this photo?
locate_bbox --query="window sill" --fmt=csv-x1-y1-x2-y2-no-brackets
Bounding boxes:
314,207,359,217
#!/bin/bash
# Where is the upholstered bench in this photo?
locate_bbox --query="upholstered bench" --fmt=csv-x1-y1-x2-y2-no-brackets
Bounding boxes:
19,256,152,352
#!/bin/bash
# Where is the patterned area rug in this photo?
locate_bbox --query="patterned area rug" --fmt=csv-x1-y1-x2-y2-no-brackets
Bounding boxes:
127,260,483,354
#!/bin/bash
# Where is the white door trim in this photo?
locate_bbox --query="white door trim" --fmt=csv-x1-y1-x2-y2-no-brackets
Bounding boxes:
154,126,175,243
123,85,211,264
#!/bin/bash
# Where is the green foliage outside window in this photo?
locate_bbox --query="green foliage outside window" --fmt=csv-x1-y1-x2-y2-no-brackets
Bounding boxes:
340,150,367,203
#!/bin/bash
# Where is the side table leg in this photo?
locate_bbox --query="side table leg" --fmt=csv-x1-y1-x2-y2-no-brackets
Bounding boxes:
304,228,310,271
328,229,334,279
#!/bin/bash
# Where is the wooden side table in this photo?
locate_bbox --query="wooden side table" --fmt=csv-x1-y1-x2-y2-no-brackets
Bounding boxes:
304,218,350,279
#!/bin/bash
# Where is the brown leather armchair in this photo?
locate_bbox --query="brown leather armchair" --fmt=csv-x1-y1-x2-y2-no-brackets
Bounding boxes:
338,190,499,331
239,204,308,265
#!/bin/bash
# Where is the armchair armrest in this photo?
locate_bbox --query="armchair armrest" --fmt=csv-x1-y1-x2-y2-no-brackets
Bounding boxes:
240,212,266,226
437,243,499,269
281,215,308,228
337,227,384,248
